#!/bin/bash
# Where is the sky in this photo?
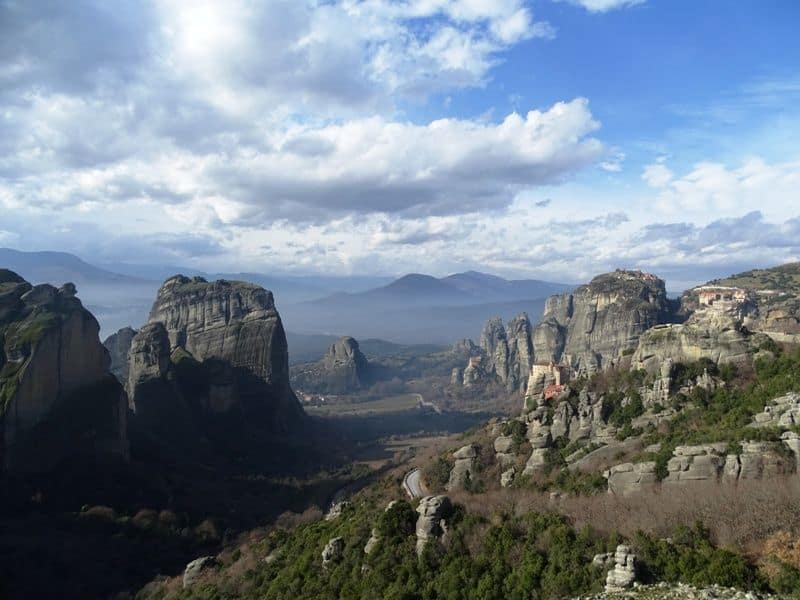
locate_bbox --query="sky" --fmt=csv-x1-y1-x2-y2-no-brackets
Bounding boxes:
1,0,799,290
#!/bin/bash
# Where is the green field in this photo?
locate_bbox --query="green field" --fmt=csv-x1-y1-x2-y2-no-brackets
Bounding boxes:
304,393,420,417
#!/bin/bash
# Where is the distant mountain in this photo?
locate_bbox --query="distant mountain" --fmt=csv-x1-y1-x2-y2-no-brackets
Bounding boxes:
306,271,572,311
0,248,149,285
442,270,572,302
280,271,571,344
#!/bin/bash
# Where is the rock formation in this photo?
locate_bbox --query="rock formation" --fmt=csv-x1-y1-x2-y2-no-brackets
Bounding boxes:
632,310,755,374
534,270,676,375
146,275,302,432
183,556,216,589
321,537,345,568
415,495,452,555
0,270,128,473
605,441,795,496
103,326,136,385
605,545,637,591
447,444,477,490
320,336,370,392
468,313,534,392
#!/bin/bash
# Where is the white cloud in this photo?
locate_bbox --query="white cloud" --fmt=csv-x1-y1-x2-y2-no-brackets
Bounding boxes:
565,0,645,13
642,162,674,187
0,98,603,223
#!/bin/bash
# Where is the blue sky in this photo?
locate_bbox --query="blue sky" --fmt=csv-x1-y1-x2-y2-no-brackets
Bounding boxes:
0,0,799,289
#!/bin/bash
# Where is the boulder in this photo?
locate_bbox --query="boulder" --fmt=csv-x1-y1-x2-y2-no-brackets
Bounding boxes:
500,467,516,488
183,556,216,588
493,435,514,454
605,462,658,496
605,545,637,591
322,537,345,567
415,495,452,555
447,444,478,490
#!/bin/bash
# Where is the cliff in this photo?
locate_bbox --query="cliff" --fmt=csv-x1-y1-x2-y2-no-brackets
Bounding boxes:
0,270,128,473
144,275,302,432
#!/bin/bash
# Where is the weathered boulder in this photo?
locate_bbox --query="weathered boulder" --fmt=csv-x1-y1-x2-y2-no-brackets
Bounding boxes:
493,435,514,454
447,444,477,490
0,272,128,473
183,556,216,589
500,467,516,488
415,495,452,555
103,326,137,385
605,545,637,591
322,537,345,568
604,462,658,496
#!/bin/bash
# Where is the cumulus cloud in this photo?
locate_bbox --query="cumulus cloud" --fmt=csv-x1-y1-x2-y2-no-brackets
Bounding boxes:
642,162,673,187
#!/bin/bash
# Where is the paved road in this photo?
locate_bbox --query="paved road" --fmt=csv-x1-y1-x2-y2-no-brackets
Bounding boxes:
403,468,423,499
414,393,442,415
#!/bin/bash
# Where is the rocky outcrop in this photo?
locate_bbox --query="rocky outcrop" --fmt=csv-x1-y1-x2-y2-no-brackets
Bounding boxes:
605,545,637,591
606,441,795,495
103,326,136,385
633,310,755,374
183,556,216,589
752,392,800,428
147,275,302,431
415,495,452,555
321,537,344,568
534,270,675,375
500,466,516,487
605,462,659,496
447,444,477,490
0,270,128,473
473,314,534,392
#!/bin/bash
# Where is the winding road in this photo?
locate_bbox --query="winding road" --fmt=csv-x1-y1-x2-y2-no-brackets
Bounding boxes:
403,467,423,499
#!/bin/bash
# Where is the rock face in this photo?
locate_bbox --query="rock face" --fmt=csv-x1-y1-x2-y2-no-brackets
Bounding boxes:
146,275,302,431
103,326,136,385
605,545,637,591
415,495,452,555
534,270,675,375
0,270,128,473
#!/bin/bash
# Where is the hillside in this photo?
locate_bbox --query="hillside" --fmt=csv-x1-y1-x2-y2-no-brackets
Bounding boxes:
708,262,800,294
